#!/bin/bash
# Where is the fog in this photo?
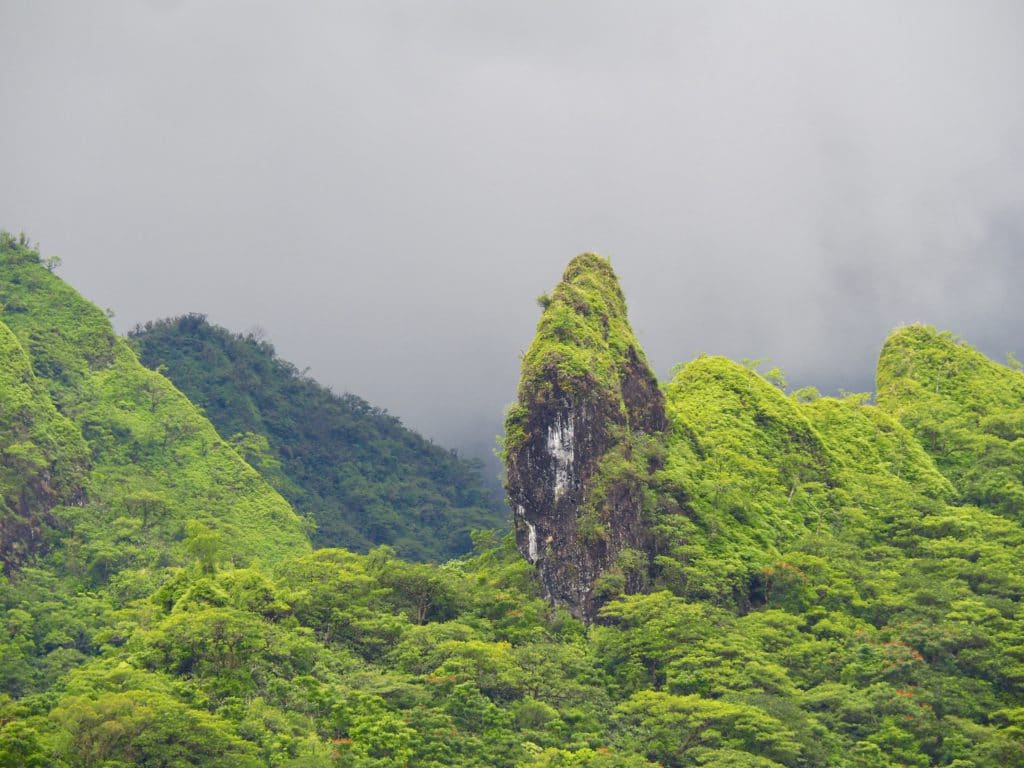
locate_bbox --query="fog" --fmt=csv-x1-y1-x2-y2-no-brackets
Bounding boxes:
2,1,1022,475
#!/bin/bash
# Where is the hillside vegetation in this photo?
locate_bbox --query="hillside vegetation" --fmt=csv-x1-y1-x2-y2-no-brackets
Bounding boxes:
1,243,1022,767
129,314,506,561
877,325,1024,518
0,232,308,694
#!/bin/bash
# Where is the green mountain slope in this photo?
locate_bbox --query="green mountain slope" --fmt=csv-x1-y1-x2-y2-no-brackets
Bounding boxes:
652,355,835,603
3,248,1024,767
0,235,309,572
878,324,1024,517
0,319,88,569
128,314,506,561
649,356,961,608
0,233,309,697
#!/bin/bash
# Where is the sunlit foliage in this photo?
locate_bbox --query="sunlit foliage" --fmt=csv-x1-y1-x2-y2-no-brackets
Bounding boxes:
2,237,1023,766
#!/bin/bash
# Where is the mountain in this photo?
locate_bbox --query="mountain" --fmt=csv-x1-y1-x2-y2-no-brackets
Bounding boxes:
504,253,666,617
877,324,1024,517
128,314,507,561
499,252,1024,761
506,256,1014,623
0,234,308,576
0,230,308,705
2,243,1023,767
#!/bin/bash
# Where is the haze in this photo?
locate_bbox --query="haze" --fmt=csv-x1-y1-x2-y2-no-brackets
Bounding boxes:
2,1,1022,475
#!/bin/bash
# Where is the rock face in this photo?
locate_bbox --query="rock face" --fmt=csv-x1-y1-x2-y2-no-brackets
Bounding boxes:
504,254,665,619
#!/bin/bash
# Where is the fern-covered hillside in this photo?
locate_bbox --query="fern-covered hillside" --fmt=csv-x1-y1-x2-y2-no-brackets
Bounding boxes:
0,232,308,696
128,314,506,561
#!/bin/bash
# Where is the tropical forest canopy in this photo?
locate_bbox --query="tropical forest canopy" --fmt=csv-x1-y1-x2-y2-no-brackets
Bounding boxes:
0,236,1022,767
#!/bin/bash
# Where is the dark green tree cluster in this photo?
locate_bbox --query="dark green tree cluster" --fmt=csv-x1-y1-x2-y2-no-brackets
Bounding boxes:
128,314,506,561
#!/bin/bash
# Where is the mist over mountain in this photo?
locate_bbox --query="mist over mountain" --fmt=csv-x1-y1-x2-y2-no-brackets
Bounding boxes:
2,2,1022,465
2,2,1024,764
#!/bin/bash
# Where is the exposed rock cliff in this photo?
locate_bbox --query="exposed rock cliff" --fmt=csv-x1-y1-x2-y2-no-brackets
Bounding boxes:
504,254,666,619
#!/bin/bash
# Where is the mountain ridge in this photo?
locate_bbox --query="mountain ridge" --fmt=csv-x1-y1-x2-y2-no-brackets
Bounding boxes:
2,242,1023,767
0,234,309,578
129,313,507,561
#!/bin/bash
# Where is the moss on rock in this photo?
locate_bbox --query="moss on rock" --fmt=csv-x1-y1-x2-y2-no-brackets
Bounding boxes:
504,254,665,618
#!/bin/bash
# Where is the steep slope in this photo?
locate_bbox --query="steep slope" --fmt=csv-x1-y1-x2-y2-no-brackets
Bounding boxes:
0,233,309,578
504,254,666,618
129,315,506,561
645,356,962,610
648,356,835,606
0,319,88,570
877,323,1024,518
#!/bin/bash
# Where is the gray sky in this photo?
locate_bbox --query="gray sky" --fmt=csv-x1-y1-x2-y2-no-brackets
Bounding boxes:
2,1,1023,473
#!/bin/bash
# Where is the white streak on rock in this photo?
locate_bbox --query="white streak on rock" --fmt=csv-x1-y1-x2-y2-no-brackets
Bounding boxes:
517,504,539,563
546,413,575,499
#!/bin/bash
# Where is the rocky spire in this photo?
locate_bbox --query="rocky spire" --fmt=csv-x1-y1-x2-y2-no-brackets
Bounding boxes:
504,254,666,619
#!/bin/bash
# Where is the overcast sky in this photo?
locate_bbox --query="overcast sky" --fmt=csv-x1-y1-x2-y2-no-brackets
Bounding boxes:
2,1,1023,474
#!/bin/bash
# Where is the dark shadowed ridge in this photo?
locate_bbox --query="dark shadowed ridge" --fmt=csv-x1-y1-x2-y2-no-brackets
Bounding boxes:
129,314,508,561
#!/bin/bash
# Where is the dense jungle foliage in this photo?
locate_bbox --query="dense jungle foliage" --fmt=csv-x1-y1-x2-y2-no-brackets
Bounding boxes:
1,237,1022,766
128,315,505,561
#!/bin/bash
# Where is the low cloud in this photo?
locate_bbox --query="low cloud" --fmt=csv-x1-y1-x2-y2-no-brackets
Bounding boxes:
2,1,1021,466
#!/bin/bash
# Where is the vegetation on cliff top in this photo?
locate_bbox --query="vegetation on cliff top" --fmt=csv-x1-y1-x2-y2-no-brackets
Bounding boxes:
504,253,659,456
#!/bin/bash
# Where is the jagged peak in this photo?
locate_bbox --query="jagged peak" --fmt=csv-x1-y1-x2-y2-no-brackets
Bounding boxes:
505,253,665,619
519,254,652,401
